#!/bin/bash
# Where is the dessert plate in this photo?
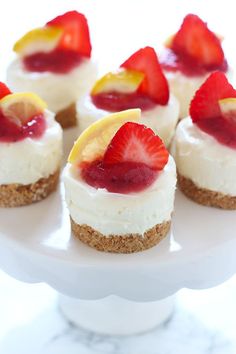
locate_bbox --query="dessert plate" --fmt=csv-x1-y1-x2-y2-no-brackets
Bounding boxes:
0,182,236,301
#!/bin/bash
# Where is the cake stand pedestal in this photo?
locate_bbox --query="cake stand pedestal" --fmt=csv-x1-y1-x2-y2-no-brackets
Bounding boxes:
59,294,175,335
0,187,236,335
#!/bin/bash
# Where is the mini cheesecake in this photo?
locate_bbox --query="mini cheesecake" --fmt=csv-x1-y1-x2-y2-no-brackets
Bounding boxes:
7,11,97,129
64,109,176,253
160,14,231,119
0,83,62,207
77,47,179,147
172,72,236,209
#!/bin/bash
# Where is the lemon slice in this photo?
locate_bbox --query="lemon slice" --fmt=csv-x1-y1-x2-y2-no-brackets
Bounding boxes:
164,34,175,48
91,69,144,95
13,27,63,56
69,108,141,165
0,93,47,125
219,98,236,115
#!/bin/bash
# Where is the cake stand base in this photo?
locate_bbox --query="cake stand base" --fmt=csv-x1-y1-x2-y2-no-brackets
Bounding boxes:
58,294,175,335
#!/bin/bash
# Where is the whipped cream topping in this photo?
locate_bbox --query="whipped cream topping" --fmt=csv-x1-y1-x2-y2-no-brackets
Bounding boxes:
63,156,176,236
7,58,98,113
172,117,236,196
0,110,62,185
164,69,232,119
77,94,179,147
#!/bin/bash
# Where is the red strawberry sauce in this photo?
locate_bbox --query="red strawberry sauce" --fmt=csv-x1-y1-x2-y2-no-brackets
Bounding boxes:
81,159,158,193
91,92,157,112
23,49,83,74
160,48,228,77
0,112,46,143
196,116,236,149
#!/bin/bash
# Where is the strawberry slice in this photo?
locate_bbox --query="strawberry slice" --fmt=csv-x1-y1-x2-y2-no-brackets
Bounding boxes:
0,83,11,100
190,72,236,122
103,122,169,171
47,11,91,57
171,14,225,69
190,72,236,149
121,47,169,105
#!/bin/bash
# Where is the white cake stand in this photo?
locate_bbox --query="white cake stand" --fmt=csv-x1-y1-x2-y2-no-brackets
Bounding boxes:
0,182,236,335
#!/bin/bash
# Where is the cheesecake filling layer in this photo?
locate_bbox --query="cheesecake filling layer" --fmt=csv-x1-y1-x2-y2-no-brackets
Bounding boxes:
7,58,97,113
172,117,236,196
0,110,62,185
63,156,176,236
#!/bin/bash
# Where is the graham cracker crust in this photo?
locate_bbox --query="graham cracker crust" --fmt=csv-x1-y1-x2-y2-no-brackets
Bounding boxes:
71,218,171,253
0,169,60,208
55,103,77,129
178,173,236,210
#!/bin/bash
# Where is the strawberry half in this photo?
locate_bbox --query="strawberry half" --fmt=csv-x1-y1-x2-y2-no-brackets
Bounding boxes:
190,72,236,149
103,122,169,171
47,11,92,57
121,47,169,105
171,14,225,69
190,72,236,122
0,82,11,100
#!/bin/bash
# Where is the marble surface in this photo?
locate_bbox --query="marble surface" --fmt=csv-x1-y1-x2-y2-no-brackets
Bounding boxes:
0,270,235,354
